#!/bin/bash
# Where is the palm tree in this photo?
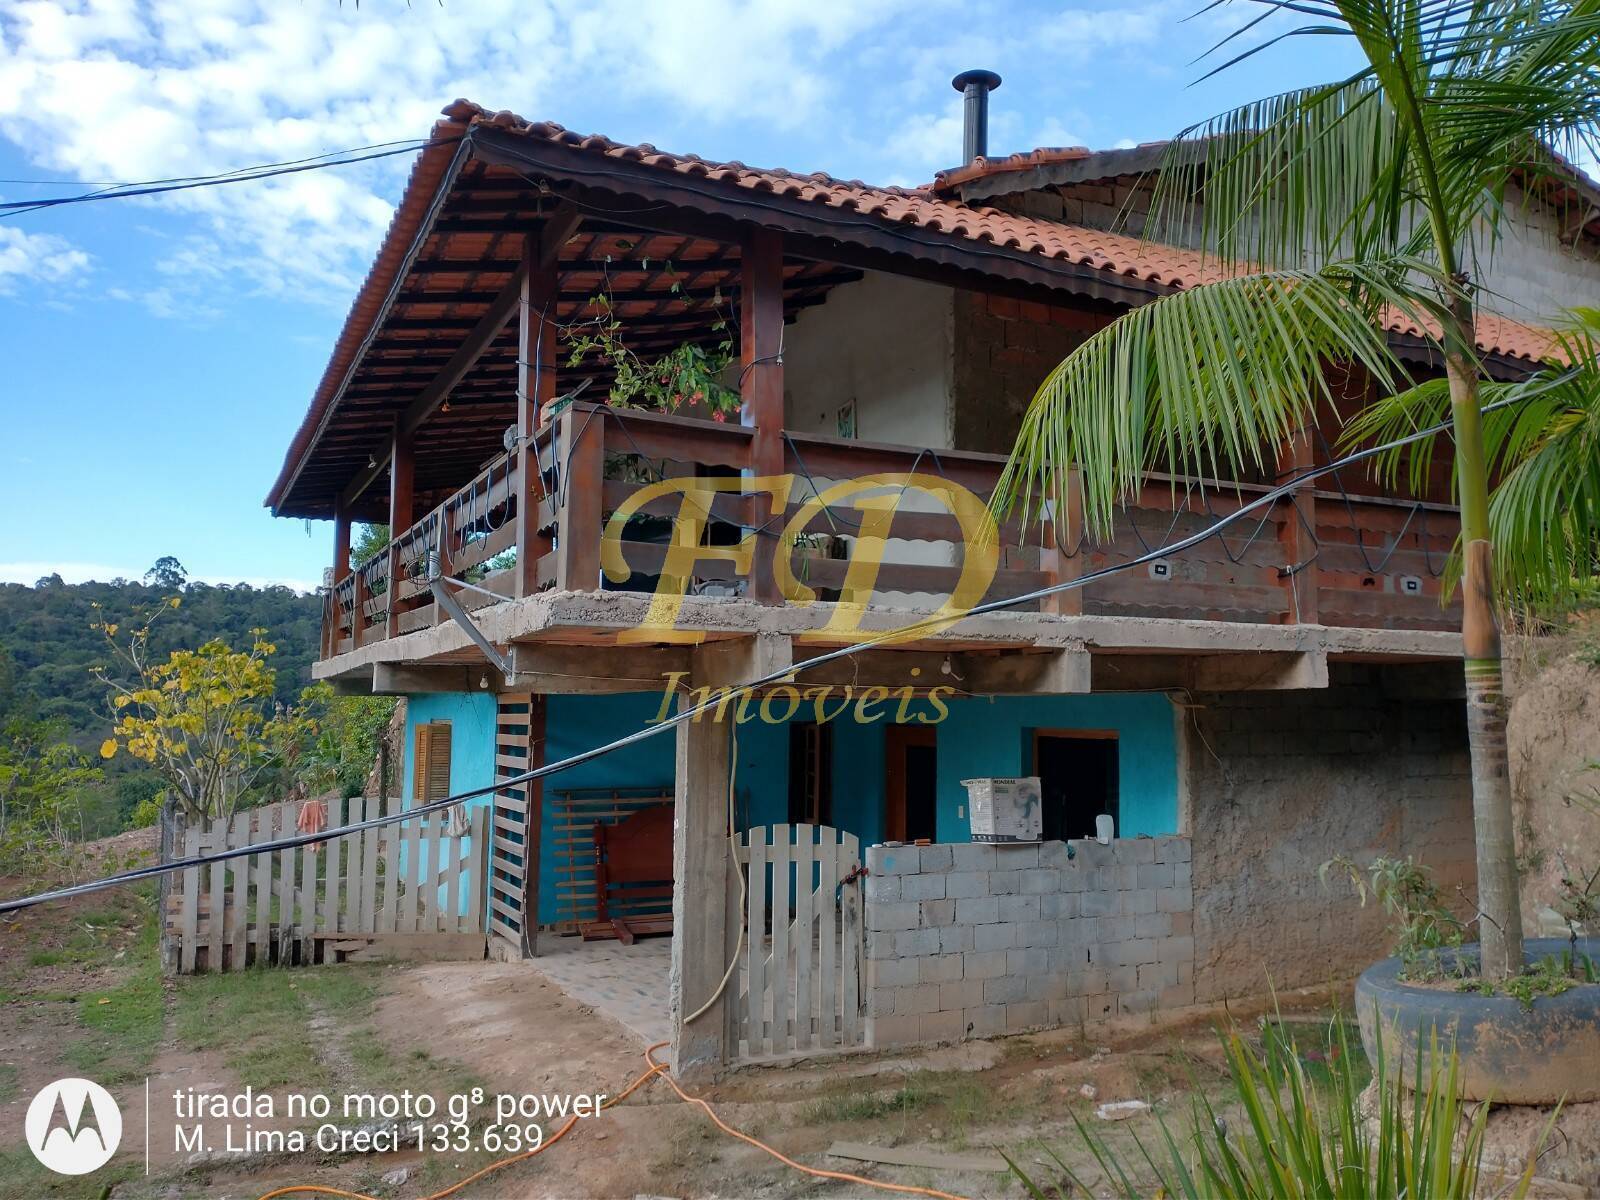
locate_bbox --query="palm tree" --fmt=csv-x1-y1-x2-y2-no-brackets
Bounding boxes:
995,0,1600,980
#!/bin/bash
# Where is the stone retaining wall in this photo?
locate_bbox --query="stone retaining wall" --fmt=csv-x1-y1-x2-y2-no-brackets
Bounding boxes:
863,837,1195,1049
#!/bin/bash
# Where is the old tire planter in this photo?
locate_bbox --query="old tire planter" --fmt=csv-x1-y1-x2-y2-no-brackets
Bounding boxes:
1356,937,1600,1104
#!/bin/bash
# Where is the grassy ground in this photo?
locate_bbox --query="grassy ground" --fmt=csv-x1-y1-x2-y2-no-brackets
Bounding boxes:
0,863,498,1200
0,880,163,1198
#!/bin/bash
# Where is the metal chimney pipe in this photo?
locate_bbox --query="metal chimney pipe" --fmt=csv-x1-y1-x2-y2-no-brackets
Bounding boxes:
951,69,1002,163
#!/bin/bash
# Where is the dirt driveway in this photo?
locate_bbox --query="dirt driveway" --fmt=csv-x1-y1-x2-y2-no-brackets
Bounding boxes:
5,842,1346,1200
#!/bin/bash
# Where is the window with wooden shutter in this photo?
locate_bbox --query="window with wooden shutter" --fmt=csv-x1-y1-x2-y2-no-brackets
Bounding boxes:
412,721,453,802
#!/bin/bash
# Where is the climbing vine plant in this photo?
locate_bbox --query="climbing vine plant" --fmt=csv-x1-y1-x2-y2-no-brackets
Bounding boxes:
559,271,741,421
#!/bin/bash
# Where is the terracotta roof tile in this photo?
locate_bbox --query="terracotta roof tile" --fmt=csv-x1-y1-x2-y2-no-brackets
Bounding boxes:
435,102,1561,360
266,102,1566,511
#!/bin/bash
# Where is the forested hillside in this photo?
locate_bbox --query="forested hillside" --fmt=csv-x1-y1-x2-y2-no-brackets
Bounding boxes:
0,561,332,851
0,562,320,748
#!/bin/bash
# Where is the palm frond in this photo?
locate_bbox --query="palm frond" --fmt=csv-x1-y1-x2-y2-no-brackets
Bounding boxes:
991,258,1432,536
1148,75,1422,271
1341,306,1600,602
1158,2,1600,282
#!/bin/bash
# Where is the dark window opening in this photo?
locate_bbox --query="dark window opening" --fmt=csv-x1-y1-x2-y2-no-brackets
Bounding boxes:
1033,731,1119,842
885,725,938,842
788,721,833,825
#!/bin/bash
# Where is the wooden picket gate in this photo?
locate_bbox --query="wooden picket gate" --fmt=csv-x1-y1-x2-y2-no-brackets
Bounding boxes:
735,824,865,1059
166,796,490,973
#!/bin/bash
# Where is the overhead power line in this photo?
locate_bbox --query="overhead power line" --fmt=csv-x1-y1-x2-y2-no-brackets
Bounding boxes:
0,139,439,218
0,391,1538,918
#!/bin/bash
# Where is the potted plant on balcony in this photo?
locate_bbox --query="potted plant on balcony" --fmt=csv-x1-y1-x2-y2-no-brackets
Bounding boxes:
555,287,740,426
558,286,745,577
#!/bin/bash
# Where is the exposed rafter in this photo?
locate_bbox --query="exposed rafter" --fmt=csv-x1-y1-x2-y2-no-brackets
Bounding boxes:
341,202,584,506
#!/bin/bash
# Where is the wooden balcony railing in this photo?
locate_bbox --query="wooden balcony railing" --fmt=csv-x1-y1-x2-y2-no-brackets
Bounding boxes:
320,403,1462,657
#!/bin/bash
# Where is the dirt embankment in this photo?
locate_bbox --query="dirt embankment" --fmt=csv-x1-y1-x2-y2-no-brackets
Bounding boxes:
1507,625,1600,937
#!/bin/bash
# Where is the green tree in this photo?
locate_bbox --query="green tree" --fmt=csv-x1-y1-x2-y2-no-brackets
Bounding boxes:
0,575,321,753
0,713,103,874
996,0,1600,979
295,683,397,799
144,556,188,590
352,523,390,566
94,601,307,823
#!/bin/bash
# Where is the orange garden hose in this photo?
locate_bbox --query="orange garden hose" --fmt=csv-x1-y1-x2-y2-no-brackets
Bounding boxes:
254,1043,972,1200
640,1043,972,1200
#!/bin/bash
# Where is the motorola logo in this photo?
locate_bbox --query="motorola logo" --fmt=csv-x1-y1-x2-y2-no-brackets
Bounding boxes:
25,1078,122,1176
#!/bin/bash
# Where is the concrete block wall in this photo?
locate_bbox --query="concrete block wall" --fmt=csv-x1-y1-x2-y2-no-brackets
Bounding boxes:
864,837,1195,1049
1184,663,1476,1003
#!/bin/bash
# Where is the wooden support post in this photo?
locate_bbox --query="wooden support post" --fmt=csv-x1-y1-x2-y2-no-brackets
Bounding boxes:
556,406,604,592
517,235,559,598
523,694,546,956
671,684,735,1076
740,229,785,604
327,504,352,658
387,422,415,640
333,503,352,579
670,634,788,1076
1040,466,1085,617
1277,426,1318,625
352,567,368,649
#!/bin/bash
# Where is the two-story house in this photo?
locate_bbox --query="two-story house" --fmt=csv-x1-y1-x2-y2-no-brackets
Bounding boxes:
266,84,1595,1074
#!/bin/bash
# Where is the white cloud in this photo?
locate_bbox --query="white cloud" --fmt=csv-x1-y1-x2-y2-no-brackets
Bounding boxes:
889,100,968,171
1035,4,1170,57
0,0,1194,310
858,1,1174,182
0,561,317,593
0,0,919,312
1033,119,1085,149
0,225,91,293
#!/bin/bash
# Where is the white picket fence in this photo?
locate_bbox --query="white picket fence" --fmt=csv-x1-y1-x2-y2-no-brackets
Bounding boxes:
166,796,489,973
736,824,865,1059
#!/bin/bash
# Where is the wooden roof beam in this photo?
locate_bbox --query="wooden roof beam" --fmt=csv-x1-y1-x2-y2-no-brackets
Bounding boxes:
341,202,583,506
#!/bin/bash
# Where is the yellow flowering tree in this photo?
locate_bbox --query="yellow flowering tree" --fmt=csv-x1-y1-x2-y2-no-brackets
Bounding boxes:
94,601,305,823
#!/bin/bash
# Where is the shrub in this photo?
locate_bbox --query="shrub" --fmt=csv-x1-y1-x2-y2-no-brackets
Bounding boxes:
1006,1020,1546,1199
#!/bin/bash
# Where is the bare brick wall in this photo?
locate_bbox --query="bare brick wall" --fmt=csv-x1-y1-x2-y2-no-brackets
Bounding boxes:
1183,663,1477,1002
949,291,1109,455
864,837,1195,1049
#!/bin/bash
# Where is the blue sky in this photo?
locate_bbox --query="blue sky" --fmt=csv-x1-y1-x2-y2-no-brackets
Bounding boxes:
0,1,1357,593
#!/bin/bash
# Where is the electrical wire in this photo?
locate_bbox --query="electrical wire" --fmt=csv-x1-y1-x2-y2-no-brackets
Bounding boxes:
0,391,1535,919
0,140,435,217
641,1043,972,1200
251,1050,667,1200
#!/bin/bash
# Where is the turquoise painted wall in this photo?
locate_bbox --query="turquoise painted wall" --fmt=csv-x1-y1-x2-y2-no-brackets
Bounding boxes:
401,691,498,916
931,693,1179,842
401,688,1180,919
402,692,499,801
